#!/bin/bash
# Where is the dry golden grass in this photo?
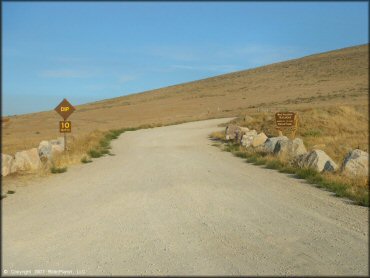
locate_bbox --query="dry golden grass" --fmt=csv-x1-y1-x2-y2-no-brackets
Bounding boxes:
209,131,225,141
229,104,368,164
215,141,368,206
1,130,108,181
2,117,11,129
221,103,369,204
2,44,368,155
51,130,106,169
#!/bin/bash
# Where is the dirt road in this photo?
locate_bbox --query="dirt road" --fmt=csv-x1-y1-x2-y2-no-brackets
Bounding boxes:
2,118,368,276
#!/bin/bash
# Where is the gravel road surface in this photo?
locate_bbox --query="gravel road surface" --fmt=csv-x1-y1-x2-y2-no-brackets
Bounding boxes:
2,118,368,276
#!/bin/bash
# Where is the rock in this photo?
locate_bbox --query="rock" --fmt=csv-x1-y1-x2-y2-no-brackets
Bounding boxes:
38,138,65,164
241,130,258,147
225,124,238,140
297,150,338,172
13,148,41,172
241,135,253,147
2,154,16,176
50,139,59,145
341,149,368,177
274,138,307,160
235,127,250,143
38,140,52,161
50,137,65,149
252,132,268,147
51,144,64,156
262,136,289,153
225,125,250,143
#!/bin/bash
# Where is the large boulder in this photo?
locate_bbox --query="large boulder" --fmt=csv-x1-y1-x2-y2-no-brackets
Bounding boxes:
225,124,251,143
38,140,52,161
2,154,16,176
241,130,258,148
297,149,338,172
225,124,238,140
13,148,41,172
252,132,268,147
235,127,250,143
274,138,307,160
341,149,368,177
50,137,65,149
262,136,289,153
51,144,64,156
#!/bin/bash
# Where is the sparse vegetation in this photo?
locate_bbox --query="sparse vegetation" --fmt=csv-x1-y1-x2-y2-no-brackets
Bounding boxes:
50,166,67,174
81,156,92,163
302,129,322,137
53,127,131,168
83,127,139,161
230,105,368,163
209,131,225,141
265,160,284,170
88,149,103,158
100,148,110,155
210,138,369,207
51,130,107,169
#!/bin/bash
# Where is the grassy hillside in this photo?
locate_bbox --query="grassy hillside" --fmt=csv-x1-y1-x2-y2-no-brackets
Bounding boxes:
2,44,368,155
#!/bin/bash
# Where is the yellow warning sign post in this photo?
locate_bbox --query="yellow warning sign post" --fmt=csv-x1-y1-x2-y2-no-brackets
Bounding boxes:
55,99,76,151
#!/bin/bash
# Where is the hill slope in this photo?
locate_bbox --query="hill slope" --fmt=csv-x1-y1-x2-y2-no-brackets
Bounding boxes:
2,44,368,154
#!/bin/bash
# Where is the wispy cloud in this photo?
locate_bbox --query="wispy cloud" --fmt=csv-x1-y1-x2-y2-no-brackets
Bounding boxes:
118,74,137,84
40,69,96,78
216,44,303,67
85,84,122,92
170,64,241,73
143,45,199,62
144,43,303,73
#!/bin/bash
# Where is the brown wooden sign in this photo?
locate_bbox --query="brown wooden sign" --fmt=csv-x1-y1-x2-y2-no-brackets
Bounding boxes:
55,98,75,120
275,112,298,138
59,121,71,133
275,112,297,128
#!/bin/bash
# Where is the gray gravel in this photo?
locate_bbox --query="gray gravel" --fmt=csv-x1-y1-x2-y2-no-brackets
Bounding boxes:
2,118,368,276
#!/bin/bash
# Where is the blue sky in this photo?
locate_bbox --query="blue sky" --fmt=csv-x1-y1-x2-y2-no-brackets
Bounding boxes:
3,2,368,115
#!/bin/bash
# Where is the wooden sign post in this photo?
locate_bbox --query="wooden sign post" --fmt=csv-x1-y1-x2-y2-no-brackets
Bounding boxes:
54,99,76,151
275,112,298,139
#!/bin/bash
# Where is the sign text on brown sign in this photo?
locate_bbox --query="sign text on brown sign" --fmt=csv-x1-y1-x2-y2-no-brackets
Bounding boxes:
59,121,72,133
55,98,76,120
275,112,297,128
